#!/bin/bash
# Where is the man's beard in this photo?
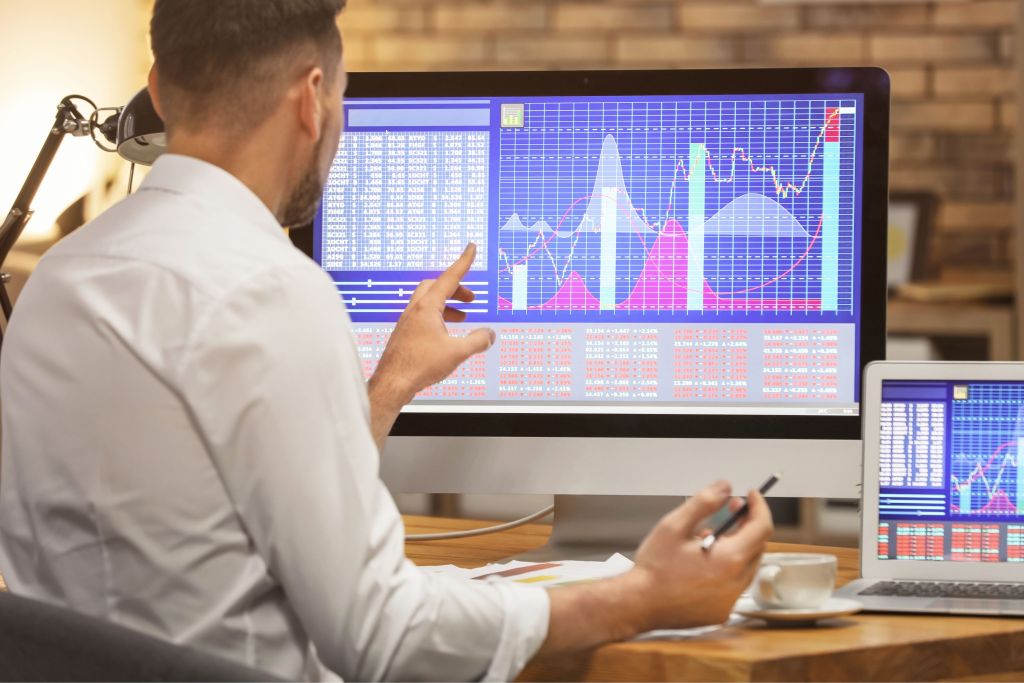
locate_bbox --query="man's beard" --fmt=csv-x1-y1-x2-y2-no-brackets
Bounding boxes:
280,133,328,228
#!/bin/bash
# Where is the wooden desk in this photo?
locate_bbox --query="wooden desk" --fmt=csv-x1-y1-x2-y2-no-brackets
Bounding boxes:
405,515,1024,682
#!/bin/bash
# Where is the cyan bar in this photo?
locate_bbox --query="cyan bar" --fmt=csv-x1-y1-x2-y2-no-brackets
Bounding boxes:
822,141,841,311
959,480,972,515
512,264,528,311
600,187,618,310
687,143,706,311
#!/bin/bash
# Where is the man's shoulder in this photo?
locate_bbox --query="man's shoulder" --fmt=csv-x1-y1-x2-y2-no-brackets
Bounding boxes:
10,190,345,387
40,186,323,303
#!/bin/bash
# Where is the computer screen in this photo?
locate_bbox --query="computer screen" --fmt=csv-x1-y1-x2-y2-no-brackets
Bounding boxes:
314,90,864,418
877,379,1024,563
295,70,888,499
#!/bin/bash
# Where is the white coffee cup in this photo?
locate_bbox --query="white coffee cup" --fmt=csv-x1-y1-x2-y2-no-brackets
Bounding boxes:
753,552,837,610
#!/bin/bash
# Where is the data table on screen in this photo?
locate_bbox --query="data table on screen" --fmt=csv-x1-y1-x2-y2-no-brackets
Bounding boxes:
321,131,489,273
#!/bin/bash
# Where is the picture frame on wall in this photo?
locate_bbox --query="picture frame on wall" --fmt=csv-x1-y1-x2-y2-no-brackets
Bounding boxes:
887,191,937,291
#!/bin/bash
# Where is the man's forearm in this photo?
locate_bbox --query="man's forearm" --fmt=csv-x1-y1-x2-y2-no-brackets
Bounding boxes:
367,374,409,452
536,570,655,656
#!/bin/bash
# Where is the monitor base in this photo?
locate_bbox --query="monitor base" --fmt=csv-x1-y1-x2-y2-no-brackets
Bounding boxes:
511,494,684,562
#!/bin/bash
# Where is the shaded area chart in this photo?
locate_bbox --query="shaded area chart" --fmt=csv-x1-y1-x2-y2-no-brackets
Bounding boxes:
498,215,822,312
949,384,1024,519
498,103,849,316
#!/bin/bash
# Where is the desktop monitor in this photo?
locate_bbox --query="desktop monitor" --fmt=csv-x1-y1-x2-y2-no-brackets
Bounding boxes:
292,68,889,523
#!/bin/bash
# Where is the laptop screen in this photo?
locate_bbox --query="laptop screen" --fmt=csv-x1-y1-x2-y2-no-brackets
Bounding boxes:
878,380,1024,562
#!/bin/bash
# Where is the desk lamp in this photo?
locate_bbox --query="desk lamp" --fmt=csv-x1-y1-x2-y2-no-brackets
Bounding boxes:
0,88,166,351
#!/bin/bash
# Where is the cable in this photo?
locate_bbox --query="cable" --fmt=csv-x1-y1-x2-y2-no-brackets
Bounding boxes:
405,504,555,542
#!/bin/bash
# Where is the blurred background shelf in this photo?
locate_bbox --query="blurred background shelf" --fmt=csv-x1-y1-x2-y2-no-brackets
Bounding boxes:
888,298,1015,360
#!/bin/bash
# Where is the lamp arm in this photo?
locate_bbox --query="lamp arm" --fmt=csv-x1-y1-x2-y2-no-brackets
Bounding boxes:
0,95,95,354
0,91,156,350
0,97,88,264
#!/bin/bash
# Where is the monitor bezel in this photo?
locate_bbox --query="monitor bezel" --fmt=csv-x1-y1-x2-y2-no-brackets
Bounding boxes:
292,67,889,441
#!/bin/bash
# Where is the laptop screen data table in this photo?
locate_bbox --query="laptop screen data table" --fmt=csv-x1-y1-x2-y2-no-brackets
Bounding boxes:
314,93,865,416
878,380,1024,563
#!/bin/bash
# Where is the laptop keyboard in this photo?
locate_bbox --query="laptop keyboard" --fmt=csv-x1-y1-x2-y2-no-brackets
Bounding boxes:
860,581,1024,600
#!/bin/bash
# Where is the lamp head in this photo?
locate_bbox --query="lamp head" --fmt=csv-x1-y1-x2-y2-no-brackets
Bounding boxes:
116,88,166,166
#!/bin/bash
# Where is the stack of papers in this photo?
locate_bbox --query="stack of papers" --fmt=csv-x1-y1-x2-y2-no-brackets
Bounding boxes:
420,554,741,639
421,553,634,588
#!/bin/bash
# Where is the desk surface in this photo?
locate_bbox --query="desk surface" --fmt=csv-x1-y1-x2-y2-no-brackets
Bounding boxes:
405,515,1024,682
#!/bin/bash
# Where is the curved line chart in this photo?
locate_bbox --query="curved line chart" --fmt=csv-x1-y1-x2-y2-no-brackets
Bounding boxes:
497,99,854,316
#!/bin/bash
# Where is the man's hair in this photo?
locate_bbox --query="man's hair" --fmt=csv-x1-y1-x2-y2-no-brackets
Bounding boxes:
151,0,346,132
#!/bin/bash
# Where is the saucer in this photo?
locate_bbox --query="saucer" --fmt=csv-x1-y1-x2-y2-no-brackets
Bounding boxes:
734,596,863,625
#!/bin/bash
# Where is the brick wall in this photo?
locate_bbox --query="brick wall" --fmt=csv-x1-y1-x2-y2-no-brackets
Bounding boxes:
339,0,1016,279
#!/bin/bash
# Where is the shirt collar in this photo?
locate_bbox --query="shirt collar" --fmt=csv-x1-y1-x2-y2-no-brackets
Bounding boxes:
138,153,289,243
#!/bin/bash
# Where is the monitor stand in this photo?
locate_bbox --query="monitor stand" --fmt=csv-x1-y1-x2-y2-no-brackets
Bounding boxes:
511,494,684,562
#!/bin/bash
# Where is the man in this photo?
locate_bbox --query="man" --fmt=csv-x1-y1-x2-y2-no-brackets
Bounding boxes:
0,1,773,680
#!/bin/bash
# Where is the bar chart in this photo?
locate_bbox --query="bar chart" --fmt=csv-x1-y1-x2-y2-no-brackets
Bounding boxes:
950,383,1024,518
496,99,857,319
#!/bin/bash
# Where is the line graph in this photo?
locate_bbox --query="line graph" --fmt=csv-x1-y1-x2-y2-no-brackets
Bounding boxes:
950,384,1024,519
496,99,856,317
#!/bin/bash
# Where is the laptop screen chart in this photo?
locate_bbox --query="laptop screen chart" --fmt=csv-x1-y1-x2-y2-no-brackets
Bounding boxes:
315,94,864,415
879,380,1024,562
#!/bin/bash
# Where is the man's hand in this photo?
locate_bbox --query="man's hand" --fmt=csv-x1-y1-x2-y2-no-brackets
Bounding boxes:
367,244,495,449
628,481,773,630
538,482,773,656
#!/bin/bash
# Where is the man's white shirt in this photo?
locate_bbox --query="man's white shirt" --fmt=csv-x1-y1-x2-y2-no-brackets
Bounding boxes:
0,154,549,681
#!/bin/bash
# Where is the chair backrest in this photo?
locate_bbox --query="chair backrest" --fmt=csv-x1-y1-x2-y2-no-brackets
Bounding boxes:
0,591,283,682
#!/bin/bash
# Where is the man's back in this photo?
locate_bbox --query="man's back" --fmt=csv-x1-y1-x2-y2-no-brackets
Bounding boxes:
0,1,775,676
0,155,336,677
0,154,548,682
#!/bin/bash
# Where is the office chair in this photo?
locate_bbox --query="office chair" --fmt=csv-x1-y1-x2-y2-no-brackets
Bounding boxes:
0,590,283,682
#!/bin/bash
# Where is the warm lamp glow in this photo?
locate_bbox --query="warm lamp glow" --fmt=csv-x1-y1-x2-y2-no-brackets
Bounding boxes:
0,0,149,247
0,90,99,243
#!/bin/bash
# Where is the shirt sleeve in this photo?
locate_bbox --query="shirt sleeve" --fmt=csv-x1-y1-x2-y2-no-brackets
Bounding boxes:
176,262,549,681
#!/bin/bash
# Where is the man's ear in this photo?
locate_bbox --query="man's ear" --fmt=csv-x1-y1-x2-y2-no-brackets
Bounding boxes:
148,66,165,121
298,66,325,141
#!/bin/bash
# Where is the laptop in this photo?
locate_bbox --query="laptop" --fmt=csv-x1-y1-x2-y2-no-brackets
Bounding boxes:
835,361,1024,616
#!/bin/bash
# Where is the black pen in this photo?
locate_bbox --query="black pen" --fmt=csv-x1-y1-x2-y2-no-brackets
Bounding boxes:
700,472,780,551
